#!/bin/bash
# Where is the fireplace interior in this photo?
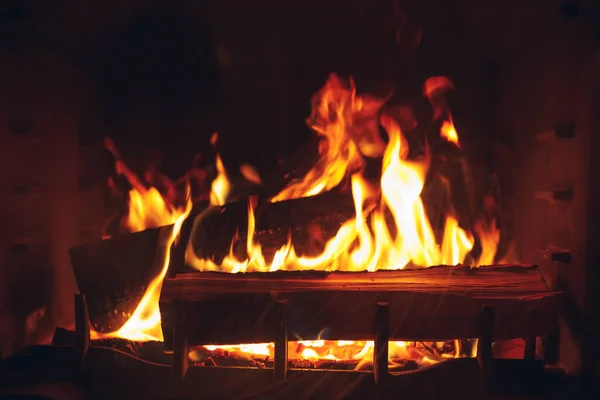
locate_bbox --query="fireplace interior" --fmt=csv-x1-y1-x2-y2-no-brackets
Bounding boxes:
1,0,599,399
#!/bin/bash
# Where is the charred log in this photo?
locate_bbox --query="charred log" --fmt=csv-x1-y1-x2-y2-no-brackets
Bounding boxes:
69,227,166,332
186,189,357,268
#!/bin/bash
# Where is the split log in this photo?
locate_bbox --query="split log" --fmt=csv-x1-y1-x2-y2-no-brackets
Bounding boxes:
160,265,560,346
69,227,168,332
185,189,356,267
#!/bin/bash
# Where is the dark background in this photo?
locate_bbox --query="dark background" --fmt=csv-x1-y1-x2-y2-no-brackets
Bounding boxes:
1,0,522,178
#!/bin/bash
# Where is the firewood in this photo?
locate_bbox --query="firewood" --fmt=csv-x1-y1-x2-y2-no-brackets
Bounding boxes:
164,265,554,298
160,265,560,346
186,189,356,266
184,156,499,270
69,226,167,331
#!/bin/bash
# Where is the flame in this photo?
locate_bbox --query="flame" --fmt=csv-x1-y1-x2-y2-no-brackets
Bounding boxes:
240,164,262,185
192,340,463,369
474,219,501,266
440,118,460,147
187,75,498,274
92,194,192,342
208,132,232,206
270,74,386,202
210,154,231,206
92,139,193,342
98,73,508,343
423,76,460,147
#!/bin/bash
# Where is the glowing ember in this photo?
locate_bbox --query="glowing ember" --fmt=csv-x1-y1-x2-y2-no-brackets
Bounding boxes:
187,74,502,273
190,340,466,370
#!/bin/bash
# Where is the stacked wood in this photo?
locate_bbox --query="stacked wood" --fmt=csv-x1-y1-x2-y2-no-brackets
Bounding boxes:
160,265,560,347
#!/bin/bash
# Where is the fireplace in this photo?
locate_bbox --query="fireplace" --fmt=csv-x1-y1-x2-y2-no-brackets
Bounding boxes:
1,0,599,399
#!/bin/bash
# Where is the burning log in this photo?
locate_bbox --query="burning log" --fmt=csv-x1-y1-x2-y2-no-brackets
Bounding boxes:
69,227,166,332
160,265,560,347
186,189,356,266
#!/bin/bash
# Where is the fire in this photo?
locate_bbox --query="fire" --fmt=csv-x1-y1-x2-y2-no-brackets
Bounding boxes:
440,118,460,147
187,74,502,273
95,205,191,342
92,140,193,342
209,133,232,206
270,75,386,202
210,154,230,206
94,74,505,347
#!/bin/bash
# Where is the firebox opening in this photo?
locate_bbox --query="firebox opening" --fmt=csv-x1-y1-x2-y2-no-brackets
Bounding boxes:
190,339,472,372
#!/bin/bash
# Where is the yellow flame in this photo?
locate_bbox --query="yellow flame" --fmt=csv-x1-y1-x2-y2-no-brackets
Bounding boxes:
210,154,231,206
187,83,483,273
101,74,507,344
126,187,184,232
440,119,460,147
93,138,193,342
196,339,462,369
92,189,192,342
270,75,385,202
475,219,501,266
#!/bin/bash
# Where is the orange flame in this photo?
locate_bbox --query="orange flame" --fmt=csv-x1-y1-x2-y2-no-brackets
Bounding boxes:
270,75,386,202
98,74,507,345
209,133,232,206
210,154,230,206
93,201,191,342
93,140,193,342
440,118,460,147
193,339,463,369
423,76,460,147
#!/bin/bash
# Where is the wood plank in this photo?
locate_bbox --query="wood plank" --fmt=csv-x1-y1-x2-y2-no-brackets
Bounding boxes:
160,265,560,345
186,189,356,265
162,265,557,300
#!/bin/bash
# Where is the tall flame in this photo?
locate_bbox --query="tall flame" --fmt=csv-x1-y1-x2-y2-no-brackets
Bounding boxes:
440,118,460,147
188,75,502,273
93,140,193,341
98,74,505,345
270,75,386,202
97,201,191,342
